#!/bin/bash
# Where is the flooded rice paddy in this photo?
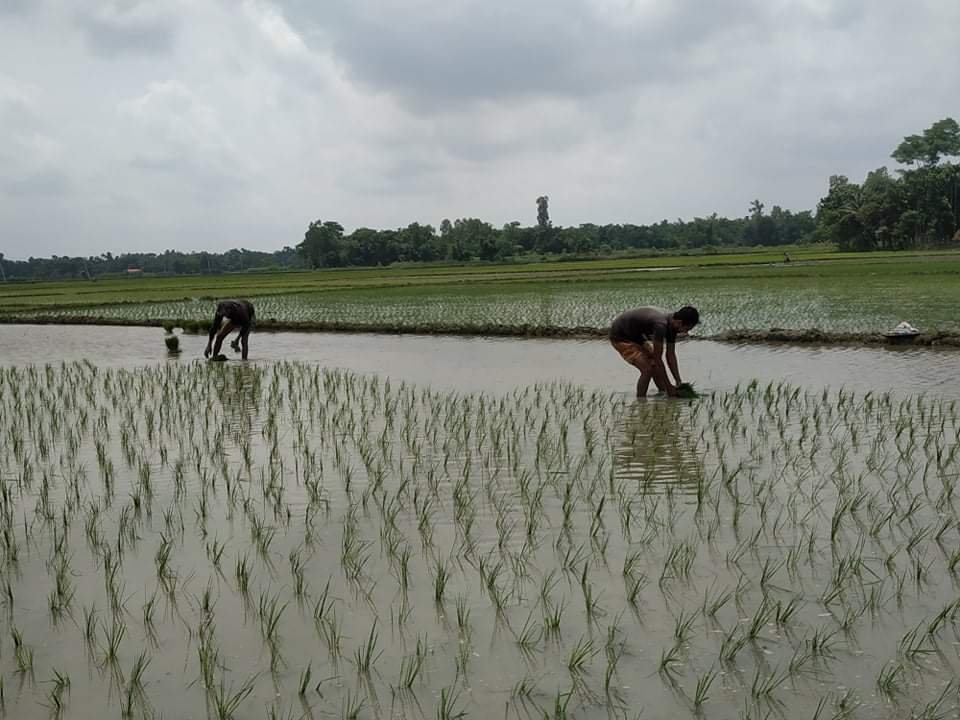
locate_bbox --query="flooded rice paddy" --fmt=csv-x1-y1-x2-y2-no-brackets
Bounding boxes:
1,325,960,719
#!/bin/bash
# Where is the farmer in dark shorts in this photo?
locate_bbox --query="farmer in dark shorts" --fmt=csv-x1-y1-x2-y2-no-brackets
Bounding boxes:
204,299,255,360
610,306,699,397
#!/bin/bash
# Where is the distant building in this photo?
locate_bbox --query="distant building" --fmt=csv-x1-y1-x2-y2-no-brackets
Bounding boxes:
127,267,143,275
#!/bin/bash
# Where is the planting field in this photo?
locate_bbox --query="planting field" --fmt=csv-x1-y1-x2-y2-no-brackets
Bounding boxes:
2,361,960,719
3,250,960,337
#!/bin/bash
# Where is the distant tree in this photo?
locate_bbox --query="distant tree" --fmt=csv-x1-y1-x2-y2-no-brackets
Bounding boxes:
399,222,441,262
536,196,550,229
892,118,960,167
815,175,870,250
298,220,345,268
859,167,907,249
445,218,498,261
745,200,777,245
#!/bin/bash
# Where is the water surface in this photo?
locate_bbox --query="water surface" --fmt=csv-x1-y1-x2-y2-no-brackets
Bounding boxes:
1,324,958,399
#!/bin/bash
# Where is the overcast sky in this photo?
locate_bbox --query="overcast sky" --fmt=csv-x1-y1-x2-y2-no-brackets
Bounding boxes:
1,0,957,259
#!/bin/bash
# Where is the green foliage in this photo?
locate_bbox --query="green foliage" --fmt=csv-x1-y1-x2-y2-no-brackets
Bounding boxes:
2,210,818,281
818,118,960,250
298,220,345,269
0,246,301,281
892,117,960,167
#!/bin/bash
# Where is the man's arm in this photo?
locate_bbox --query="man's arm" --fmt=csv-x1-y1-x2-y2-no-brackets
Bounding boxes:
665,341,681,385
205,310,223,357
646,338,677,396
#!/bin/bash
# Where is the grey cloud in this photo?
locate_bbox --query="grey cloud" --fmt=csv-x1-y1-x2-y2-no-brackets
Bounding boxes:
75,1,179,56
118,80,251,191
274,0,854,109
0,90,38,132
338,153,447,196
1,0,959,259
1,167,71,197
0,0,33,15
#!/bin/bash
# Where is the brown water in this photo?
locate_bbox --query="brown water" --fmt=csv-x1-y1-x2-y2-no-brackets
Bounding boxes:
1,324,958,398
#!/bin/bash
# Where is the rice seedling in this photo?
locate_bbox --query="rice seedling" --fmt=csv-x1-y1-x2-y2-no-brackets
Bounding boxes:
455,594,471,636
354,619,383,674
876,660,905,698
297,661,312,696
673,608,699,645
511,673,538,702
436,685,467,720
397,643,425,690
658,643,683,678
719,626,748,665
258,590,288,646
542,596,567,638
694,667,718,709
210,673,259,720
514,609,542,651
339,689,365,719
568,635,599,675
750,665,788,702
703,582,733,618
432,557,450,605
42,667,71,716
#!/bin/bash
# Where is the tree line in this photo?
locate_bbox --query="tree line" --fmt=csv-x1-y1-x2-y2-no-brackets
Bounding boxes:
816,118,960,250
0,247,301,282
295,207,816,269
2,119,956,281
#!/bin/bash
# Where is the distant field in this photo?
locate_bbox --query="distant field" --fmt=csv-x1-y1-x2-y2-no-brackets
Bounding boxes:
3,248,960,336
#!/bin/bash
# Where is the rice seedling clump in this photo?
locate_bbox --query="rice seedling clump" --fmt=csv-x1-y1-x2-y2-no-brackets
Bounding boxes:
675,381,699,399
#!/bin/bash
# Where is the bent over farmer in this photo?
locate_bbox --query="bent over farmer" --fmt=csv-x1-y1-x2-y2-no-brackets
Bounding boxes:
610,305,699,397
205,299,255,360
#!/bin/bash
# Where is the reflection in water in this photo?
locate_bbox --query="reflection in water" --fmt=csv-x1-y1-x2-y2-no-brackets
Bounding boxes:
211,363,262,443
612,399,704,494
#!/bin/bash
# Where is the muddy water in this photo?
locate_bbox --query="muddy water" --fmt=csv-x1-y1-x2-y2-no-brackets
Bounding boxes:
3,335,960,719
1,323,958,399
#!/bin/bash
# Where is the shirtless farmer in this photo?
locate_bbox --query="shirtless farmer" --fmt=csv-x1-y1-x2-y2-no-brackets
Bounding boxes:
204,299,255,361
609,305,699,397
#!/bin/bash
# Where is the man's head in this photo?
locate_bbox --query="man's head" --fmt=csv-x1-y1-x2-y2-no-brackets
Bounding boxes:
671,306,700,334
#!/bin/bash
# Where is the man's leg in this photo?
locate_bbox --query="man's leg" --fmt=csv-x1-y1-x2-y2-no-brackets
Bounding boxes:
211,319,235,357
645,358,674,395
636,360,676,396
613,340,655,397
205,311,225,357
637,370,652,397
239,326,250,360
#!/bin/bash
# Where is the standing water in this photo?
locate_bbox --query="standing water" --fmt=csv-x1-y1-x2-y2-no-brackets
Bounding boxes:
0,325,959,719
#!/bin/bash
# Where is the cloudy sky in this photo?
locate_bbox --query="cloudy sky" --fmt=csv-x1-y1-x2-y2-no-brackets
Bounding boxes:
1,0,957,259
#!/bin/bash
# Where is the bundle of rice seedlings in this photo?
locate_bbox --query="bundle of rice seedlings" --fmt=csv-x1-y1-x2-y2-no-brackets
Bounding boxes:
675,382,699,399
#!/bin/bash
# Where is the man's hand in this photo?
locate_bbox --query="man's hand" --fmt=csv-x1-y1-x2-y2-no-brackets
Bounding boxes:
204,346,211,358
